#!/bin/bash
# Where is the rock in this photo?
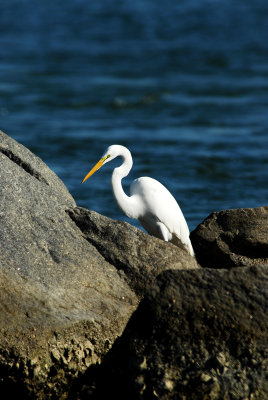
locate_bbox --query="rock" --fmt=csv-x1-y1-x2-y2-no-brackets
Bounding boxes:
93,266,268,400
0,130,198,398
67,207,199,297
3,129,266,400
190,207,268,269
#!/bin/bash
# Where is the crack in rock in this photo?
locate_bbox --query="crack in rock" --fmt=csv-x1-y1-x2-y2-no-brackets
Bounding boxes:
0,147,48,184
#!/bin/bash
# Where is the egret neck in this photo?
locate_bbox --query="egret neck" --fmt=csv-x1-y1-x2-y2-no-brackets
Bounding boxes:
111,149,139,219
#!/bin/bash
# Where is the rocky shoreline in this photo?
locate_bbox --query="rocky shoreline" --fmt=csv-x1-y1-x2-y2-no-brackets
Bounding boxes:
0,130,267,399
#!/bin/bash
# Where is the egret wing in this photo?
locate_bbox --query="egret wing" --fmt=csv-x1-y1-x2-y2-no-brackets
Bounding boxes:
130,177,190,246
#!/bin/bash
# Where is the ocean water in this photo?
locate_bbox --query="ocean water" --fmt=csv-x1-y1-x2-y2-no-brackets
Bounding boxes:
1,0,267,231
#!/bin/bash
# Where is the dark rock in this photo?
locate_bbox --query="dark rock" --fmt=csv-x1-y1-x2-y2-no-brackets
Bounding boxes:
0,130,198,398
190,207,268,269
93,266,268,400
67,207,199,297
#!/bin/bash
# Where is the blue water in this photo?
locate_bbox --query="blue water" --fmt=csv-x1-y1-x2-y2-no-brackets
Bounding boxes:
1,0,268,231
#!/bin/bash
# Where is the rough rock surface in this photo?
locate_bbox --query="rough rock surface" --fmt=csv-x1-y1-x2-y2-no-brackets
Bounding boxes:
190,207,268,269
0,130,197,399
67,207,199,297
92,266,268,400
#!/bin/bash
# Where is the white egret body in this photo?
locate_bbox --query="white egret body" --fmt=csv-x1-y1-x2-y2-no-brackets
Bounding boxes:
82,145,194,256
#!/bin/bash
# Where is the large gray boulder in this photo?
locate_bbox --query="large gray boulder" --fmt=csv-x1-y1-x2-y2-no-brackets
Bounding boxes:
0,130,197,398
92,266,268,400
190,207,268,269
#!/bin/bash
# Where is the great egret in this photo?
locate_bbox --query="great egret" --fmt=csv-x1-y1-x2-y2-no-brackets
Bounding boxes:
82,145,194,256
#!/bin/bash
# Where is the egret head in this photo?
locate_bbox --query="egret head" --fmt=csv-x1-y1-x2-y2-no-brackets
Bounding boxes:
101,145,120,163
81,145,125,183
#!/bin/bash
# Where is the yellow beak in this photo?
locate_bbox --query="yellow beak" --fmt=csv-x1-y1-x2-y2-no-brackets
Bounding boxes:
81,157,105,183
